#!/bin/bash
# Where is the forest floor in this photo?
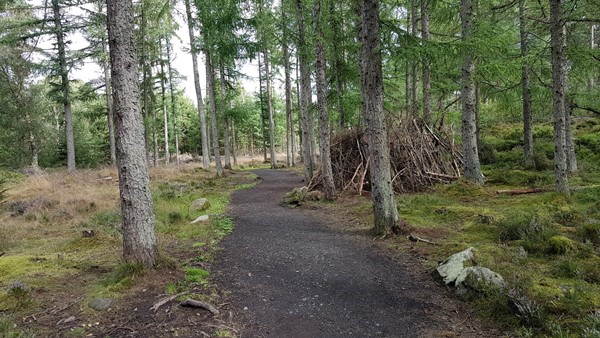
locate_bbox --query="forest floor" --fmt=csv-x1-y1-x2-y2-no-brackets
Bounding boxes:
212,169,499,337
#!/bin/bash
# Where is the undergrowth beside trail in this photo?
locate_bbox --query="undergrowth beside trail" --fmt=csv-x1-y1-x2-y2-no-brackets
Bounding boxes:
0,163,257,337
320,119,600,337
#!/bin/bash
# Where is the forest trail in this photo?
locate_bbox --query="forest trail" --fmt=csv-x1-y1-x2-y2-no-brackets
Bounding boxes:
213,169,496,338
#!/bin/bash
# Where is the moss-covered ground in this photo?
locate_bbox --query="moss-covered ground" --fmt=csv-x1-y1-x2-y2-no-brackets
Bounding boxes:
0,162,259,337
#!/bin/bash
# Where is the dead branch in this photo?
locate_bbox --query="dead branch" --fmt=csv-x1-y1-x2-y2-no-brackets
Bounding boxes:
407,234,438,245
150,292,190,312
180,299,219,315
496,188,548,195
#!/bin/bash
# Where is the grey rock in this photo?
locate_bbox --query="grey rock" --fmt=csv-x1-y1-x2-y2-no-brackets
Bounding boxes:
436,247,475,285
191,215,209,224
455,266,506,298
190,198,210,212
88,298,113,311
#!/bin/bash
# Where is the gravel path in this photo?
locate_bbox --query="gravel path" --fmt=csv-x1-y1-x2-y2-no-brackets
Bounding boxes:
213,169,495,338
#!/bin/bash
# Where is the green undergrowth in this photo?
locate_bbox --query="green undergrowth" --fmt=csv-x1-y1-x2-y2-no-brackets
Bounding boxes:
394,119,600,336
0,166,257,335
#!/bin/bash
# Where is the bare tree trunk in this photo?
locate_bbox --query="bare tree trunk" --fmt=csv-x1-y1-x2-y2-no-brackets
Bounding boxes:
140,5,151,166
206,51,223,177
258,56,268,162
219,61,232,170
314,0,336,200
102,36,116,166
52,0,75,172
460,0,484,184
590,25,596,91
565,97,577,172
150,64,158,167
550,0,569,193
411,0,419,118
295,53,302,164
264,50,277,169
231,119,238,166
159,38,170,165
520,0,534,169
360,0,398,235
282,0,293,167
165,39,179,165
331,0,346,130
421,0,431,125
296,0,315,180
107,0,157,268
184,0,210,169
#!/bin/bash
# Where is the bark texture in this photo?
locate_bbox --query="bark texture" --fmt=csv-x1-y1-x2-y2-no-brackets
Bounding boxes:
460,0,484,184
520,0,534,169
296,0,315,181
360,0,398,235
219,62,232,170
206,51,223,177
550,0,569,193
421,0,431,124
282,1,294,167
314,0,336,200
102,37,116,166
184,0,210,169
52,0,75,172
107,0,157,267
264,50,277,169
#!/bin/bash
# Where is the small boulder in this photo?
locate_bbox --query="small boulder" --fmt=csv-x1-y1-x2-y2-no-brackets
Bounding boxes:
191,215,209,224
190,198,210,212
282,186,308,206
88,298,113,311
436,247,475,285
454,266,506,298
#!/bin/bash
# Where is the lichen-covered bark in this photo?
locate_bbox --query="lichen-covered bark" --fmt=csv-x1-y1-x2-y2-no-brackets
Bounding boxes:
184,0,210,169
550,0,569,193
360,0,398,235
460,0,484,185
107,0,157,267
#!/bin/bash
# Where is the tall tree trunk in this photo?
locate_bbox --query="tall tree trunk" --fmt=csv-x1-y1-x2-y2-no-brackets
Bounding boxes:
140,5,151,165
460,0,484,184
331,0,346,130
520,0,534,169
550,0,569,193
107,0,157,268
258,56,268,162
282,0,293,167
411,0,419,118
184,0,210,169
296,0,315,180
314,0,336,200
231,120,238,166
52,0,75,172
590,25,596,91
264,50,277,169
165,39,179,165
219,61,232,169
206,51,223,177
150,64,158,167
102,36,116,166
565,97,577,172
159,38,170,165
421,0,432,125
360,0,398,235
295,52,303,164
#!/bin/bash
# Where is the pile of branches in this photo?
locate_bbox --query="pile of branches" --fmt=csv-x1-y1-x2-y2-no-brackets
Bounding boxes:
310,119,462,194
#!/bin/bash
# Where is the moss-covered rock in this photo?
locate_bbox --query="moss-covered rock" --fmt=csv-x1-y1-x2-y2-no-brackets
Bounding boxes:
547,235,576,255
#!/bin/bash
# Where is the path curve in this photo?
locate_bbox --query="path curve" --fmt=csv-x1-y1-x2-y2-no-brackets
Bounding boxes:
213,169,493,337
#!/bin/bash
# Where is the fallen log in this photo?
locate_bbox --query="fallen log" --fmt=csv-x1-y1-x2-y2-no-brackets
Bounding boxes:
496,188,548,195
407,234,438,246
180,299,219,315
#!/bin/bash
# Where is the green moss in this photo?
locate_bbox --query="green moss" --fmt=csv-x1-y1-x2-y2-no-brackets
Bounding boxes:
548,236,576,255
184,267,209,284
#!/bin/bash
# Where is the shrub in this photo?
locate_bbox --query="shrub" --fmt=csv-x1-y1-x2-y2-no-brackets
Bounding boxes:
579,222,600,246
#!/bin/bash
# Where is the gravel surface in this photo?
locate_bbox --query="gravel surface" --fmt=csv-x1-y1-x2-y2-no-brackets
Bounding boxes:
213,169,498,338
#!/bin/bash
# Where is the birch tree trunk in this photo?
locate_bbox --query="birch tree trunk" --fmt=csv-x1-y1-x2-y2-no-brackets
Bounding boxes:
360,0,398,235
460,0,484,184
52,0,75,172
550,0,569,193
314,0,336,200
107,0,157,268
184,0,210,169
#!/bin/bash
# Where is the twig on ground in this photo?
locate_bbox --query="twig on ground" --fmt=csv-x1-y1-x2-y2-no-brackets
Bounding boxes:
407,234,438,245
150,292,190,312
